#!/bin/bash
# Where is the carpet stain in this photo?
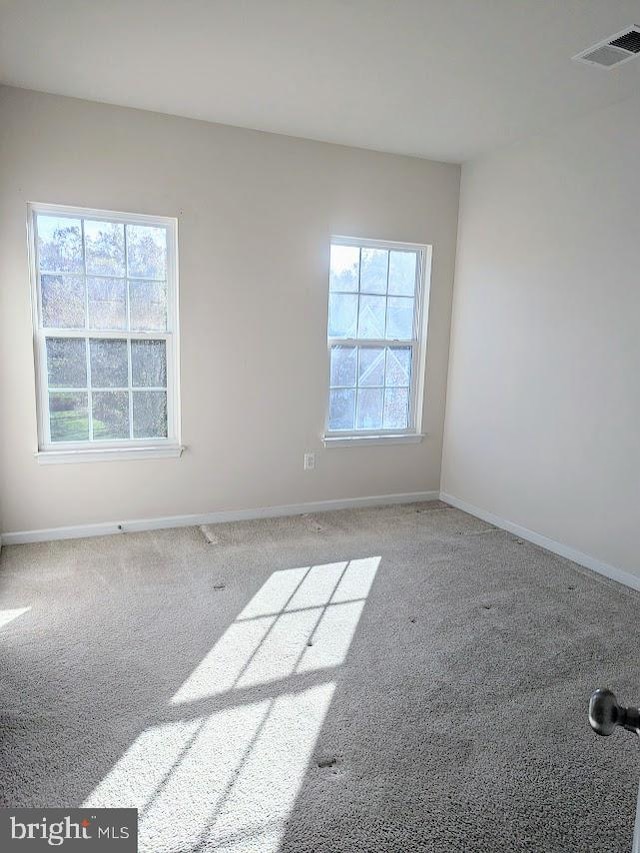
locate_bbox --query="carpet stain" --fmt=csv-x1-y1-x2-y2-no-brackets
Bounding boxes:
302,514,325,533
199,525,219,545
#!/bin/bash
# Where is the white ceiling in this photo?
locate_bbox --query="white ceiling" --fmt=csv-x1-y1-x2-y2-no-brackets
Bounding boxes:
1,0,639,163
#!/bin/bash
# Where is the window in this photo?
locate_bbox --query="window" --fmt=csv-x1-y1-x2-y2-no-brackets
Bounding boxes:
325,237,431,444
29,203,180,461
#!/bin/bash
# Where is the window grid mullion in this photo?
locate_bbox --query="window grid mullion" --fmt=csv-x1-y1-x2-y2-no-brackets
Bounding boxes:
33,216,51,444
47,385,165,393
386,249,391,295
86,342,93,444
42,335,52,446
383,253,390,339
356,248,363,341
124,224,134,440
80,218,94,442
39,269,166,283
127,339,134,440
124,223,131,333
332,289,395,296
408,340,418,427
330,384,410,391
328,338,415,348
41,328,170,341
381,347,388,428
81,219,89,334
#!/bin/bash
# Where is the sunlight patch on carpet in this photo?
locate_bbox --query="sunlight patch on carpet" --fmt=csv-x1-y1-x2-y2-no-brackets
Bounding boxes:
83,556,381,852
0,607,30,629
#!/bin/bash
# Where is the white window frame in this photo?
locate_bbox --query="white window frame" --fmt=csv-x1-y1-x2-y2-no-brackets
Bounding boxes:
27,202,182,464
323,235,432,447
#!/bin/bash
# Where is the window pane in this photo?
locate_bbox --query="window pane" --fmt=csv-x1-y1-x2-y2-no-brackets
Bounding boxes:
46,338,87,388
130,280,167,331
328,293,357,338
131,340,167,387
92,391,130,440
49,392,89,442
360,248,387,294
358,295,385,339
127,224,167,279
41,275,85,328
385,347,412,386
90,339,128,387
329,244,359,292
37,215,83,273
84,220,125,276
133,390,167,438
356,388,383,430
328,389,355,431
386,296,414,340
388,251,417,296
87,277,127,330
325,239,424,436
383,387,410,429
358,347,384,387
330,346,356,388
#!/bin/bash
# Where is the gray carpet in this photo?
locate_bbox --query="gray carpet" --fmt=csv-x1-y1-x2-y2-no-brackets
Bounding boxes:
1,501,639,852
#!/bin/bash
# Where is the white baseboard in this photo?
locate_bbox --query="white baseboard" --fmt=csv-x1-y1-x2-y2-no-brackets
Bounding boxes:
440,491,640,593
1,490,440,546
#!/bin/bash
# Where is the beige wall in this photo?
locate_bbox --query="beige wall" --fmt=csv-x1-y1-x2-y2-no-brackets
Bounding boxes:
442,95,640,577
0,86,460,534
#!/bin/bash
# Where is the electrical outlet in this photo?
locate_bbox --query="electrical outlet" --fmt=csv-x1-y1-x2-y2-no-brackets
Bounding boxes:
304,452,315,471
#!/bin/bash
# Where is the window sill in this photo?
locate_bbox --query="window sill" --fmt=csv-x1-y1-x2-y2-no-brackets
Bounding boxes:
35,445,185,464
322,433,424,448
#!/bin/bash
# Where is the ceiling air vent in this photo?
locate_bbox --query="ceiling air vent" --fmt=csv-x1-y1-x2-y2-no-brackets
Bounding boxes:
574,25,640,69
573,26,640,70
